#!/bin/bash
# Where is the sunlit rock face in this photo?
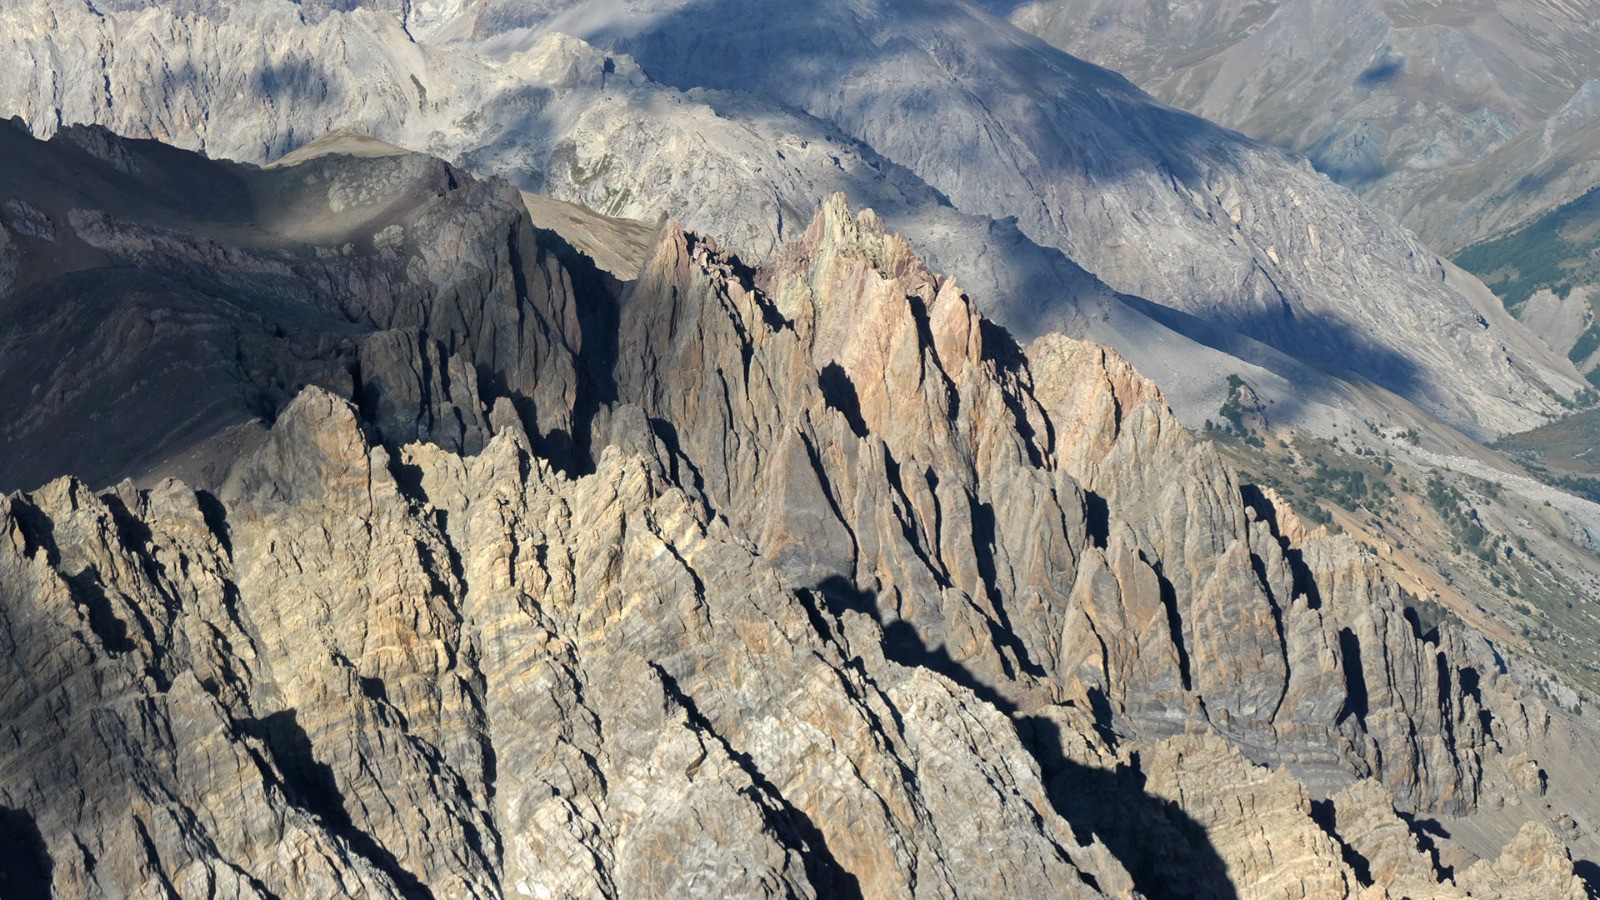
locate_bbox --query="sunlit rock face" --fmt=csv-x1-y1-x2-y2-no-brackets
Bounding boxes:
0,126,1588,898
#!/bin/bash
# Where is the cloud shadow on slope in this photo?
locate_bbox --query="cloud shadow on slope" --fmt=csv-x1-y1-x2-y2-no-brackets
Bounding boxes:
1115,290,1426,412
535,0,1278,194
599,2,1314,224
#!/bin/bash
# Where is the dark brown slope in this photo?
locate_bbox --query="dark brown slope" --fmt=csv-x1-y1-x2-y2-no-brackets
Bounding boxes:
0,118,584,493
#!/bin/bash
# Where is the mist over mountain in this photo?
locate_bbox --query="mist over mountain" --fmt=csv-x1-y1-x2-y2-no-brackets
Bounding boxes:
3,1,1600,897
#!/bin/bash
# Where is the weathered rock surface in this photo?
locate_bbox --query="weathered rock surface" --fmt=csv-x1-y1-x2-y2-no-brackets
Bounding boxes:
1457,821,1590,899
0,0,1585,439
0,129,1591,896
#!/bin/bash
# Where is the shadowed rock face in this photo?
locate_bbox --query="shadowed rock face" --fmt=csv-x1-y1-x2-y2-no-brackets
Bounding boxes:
0,118,583,494
0,127,1589,897
0,0,1585,441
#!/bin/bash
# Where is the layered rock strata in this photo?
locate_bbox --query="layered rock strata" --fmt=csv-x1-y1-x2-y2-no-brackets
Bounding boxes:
0,129,1588,896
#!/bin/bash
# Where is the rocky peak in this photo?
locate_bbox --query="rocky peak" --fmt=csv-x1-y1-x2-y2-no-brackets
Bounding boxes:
1,0,1587,442
0,129,1589,896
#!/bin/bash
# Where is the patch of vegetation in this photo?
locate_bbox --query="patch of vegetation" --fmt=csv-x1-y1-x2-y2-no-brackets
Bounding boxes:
1571,324,1600,366
1231,433,1396,525
568,153,616,189
1218,374,1250,430
1425,476,1487,549
1400,586,1455,636
1309,458,1394,514
1297,501,1334,527
1217,428,1600,696
1211,374,1267,448
1495,406,1600,477
1521,462,1600,506
1454,185,1600,313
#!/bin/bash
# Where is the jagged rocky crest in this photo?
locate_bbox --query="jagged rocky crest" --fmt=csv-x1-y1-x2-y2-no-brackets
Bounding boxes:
0,129,1589,897
0,0,1586,440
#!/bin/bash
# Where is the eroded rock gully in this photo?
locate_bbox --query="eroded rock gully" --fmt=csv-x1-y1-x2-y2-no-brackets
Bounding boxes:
0,135,1588,896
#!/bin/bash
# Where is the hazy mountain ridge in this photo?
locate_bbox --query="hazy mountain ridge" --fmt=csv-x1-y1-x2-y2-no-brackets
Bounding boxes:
994,0,1600,254
0,121,1593,899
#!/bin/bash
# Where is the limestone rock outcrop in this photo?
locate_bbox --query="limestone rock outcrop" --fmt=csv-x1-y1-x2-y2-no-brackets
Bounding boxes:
1458,822,1589,899
0,129,1590,896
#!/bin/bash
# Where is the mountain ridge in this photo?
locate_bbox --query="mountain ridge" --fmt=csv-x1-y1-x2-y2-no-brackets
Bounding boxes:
1,123,1594,897
0,0,1585,442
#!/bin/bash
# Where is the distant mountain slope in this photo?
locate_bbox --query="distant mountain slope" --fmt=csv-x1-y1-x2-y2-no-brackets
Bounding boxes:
1457,185,1600,383
0,0,1584,440
399,0,1586,436
992,0,1600,253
